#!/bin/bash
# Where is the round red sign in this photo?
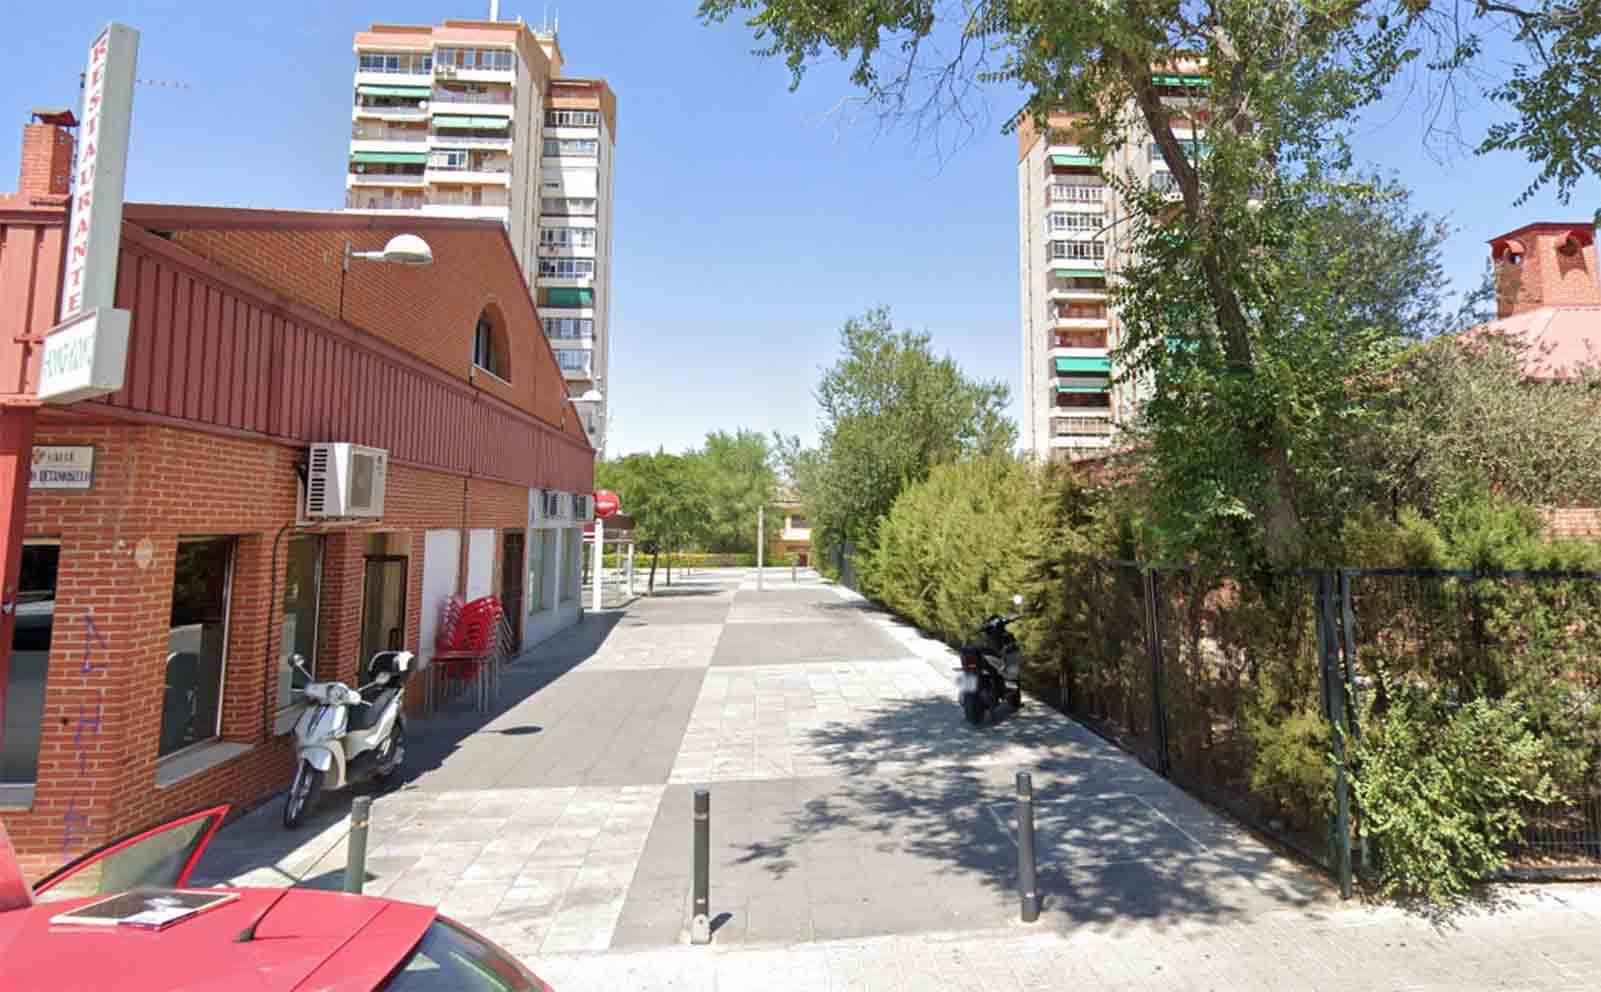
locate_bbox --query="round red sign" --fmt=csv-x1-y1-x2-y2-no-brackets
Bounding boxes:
594,489,620,519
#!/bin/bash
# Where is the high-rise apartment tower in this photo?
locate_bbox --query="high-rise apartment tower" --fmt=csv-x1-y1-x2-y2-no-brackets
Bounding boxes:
1016,72,1207,460
345,18,616,454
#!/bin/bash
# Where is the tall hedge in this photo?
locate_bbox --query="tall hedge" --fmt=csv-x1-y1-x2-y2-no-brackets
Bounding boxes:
857,456,1044,645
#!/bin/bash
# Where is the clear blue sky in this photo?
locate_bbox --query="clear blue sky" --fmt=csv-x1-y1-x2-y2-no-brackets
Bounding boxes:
2,3,1595,457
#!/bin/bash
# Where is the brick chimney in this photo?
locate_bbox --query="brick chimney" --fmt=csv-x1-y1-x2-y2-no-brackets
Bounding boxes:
1489,222,1601,318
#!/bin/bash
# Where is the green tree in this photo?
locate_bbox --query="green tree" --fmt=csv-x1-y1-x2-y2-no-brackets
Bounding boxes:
698,0,1601,561
796,307,1014,571
1357,332,1601,515
596,451,709,591
696,430,779,553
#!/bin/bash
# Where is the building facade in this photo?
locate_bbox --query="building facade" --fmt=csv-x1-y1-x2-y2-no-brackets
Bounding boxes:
345,19,616,455
1016,75,1207,460
0,126,596,875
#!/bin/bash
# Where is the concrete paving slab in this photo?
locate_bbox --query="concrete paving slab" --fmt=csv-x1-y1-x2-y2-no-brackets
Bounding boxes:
710,617,912,666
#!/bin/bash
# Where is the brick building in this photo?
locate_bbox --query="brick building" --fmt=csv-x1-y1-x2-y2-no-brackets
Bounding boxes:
0,120,595,875
1482,222,1601,538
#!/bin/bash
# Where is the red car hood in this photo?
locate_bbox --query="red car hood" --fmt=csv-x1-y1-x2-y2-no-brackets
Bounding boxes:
0,887,436,992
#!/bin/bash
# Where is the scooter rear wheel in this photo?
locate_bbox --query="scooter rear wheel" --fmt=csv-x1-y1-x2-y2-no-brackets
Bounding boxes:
375,722,407,785
283,763,324,829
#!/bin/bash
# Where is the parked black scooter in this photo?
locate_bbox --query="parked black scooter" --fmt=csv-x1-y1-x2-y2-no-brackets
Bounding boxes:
955,594,1024,725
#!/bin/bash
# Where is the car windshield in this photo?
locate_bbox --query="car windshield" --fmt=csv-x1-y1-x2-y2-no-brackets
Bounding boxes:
380,918,537,991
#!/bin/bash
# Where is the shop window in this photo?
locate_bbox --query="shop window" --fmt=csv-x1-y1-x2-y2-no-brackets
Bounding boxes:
560,529,582,604
160,538,234,758
472,306,510,381
1,542,60,785
276,536,323,714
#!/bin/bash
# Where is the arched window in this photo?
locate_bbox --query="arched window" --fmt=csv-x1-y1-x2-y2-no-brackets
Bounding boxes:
472,305,510,381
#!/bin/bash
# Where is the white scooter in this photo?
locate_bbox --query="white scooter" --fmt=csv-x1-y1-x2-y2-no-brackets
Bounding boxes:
283,650,415,828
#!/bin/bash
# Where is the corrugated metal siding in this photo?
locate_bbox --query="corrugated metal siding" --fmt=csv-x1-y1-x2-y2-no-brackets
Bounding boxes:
96,240,591,491
0,213,67,398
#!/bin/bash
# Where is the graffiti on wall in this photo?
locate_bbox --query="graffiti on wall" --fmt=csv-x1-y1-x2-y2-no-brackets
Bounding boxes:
61,612,108,855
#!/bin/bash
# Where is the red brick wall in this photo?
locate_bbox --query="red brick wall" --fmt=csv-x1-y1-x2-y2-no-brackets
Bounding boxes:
17,124,73,197
166,225,586,445
1494,224,1601,317
2,421,543,877
1542,506,1601,539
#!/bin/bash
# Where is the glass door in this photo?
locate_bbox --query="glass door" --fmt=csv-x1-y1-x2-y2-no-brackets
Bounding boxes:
501,532,524,652
361,556,408,680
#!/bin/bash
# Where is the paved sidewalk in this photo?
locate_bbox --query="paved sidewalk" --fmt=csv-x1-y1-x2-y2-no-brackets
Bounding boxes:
532,883,1601,991
192,567,1601,987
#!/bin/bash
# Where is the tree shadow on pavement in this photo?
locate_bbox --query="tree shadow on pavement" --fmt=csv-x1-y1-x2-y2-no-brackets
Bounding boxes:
733,692,1333,932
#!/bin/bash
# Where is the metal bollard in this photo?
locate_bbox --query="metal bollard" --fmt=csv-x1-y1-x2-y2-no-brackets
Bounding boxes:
1017,771,1039,922
345,795,372,895
690,788,711,944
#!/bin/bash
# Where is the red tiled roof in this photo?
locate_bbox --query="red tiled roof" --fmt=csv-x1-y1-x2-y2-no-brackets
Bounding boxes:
1466,305,1601,381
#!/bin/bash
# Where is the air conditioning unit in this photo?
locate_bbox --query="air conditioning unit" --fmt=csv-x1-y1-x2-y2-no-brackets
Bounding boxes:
306,443,388,518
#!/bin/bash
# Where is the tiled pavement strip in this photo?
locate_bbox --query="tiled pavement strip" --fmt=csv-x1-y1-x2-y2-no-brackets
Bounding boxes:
194,567,1601,989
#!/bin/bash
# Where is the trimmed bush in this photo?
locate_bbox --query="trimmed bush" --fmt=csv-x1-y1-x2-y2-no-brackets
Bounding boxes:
857,456,1044,645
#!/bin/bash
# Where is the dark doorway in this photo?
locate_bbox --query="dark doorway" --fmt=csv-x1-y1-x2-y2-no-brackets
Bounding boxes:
360,556,408,681
501,531,525,652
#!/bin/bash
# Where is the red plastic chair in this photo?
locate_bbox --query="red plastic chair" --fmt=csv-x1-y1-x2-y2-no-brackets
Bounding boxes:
431,595,503,711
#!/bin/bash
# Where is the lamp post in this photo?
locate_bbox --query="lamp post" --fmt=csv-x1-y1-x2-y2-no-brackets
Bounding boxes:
338,234,434,320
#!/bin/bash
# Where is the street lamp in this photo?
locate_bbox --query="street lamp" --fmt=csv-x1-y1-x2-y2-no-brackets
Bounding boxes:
338,234,434,319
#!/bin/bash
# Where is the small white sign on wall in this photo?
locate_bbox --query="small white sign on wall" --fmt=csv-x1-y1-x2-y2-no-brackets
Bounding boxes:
30,445,95,490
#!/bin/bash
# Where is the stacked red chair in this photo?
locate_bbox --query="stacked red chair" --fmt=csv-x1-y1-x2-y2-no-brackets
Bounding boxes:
430,595,503,712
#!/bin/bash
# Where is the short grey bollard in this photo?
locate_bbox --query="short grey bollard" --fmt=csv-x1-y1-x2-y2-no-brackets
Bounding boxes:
690,788,711,944
1017,771,1039,922
345,795,372,895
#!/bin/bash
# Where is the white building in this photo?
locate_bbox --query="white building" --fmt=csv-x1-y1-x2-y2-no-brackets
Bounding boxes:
345,18,616,455
1016,73,1206,460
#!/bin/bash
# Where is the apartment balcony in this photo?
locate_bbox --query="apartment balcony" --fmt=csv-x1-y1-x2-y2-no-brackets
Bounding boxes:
347,171,426,189
1049,310,1110,330
353,103,429,121
1048,255,1106,274
433,63,514,86
425,167,511,187
429,132,513,149
431,89,515,114
350,136,428,155
1050,415,1115,448
1047,183,1104,208
1050,345,1111,363
1046,145,1100,170
427,189,510,208
345,191,424,211
1048,284,1108,303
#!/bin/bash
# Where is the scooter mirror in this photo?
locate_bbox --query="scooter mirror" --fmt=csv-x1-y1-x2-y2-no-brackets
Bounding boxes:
1012,594,1024,606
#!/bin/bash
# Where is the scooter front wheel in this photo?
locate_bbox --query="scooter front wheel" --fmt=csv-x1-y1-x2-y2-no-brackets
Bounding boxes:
962,693,985,726
283,762,324,829
375,722,407,786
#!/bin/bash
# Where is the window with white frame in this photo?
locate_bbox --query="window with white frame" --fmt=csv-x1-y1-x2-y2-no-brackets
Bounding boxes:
545,109,599,128
539,227,596,249
1049,183,1103,203
1048,213,1104,233
1050,240,1106,261
555,349,590,373
434,47,514,71
358,51,432,74
542,138,598,158
544,317,594,339
539,257,595,279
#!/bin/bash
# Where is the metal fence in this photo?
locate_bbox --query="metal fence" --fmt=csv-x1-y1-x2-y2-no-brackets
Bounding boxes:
1049,561,1601,894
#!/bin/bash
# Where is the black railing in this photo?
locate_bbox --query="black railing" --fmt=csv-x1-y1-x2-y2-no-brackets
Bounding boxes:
1046,561,1601,895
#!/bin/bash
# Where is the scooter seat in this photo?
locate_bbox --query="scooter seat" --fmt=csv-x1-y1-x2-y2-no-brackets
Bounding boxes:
349,688,399,732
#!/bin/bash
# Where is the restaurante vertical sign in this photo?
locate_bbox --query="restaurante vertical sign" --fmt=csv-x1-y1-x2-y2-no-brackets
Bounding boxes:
40,23,138,404
59,22,138,321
